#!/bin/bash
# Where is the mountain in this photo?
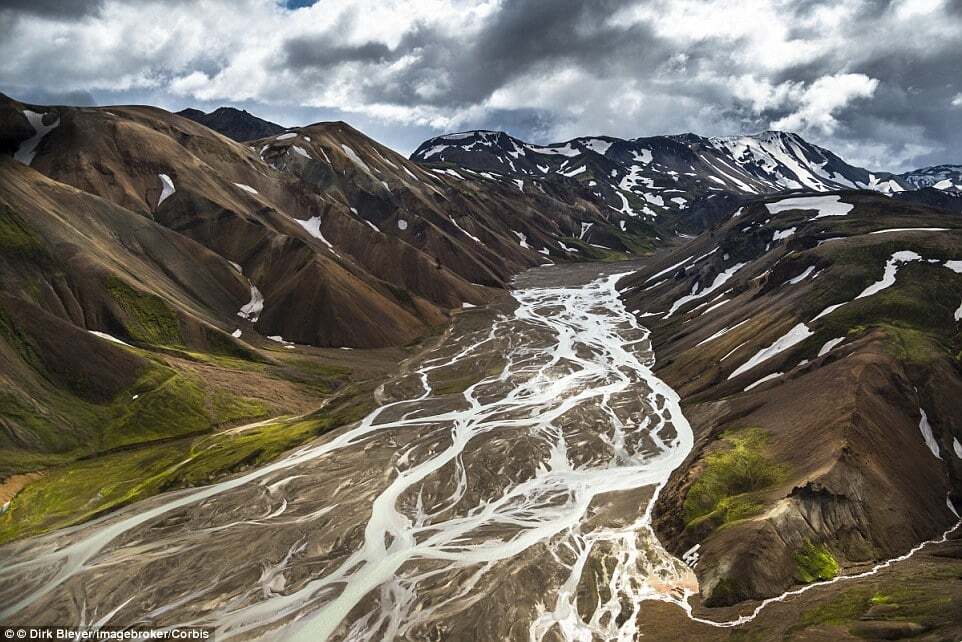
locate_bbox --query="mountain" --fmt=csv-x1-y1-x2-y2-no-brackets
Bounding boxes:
897,164,962,191
176,106,285,142
617,190,962,609
411,130,906,225
0,92,654,529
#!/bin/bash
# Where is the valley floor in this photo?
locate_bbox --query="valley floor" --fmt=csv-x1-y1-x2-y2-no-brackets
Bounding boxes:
1,260,960,641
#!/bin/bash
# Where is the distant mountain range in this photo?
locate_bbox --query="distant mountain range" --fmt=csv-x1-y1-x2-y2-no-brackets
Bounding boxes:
411,129,961,221
168,108,962,232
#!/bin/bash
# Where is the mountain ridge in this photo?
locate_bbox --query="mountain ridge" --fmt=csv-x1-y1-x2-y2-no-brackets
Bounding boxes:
411,127,961,213
176,106,285,142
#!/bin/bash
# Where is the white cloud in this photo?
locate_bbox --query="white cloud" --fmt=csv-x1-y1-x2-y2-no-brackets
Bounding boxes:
729,75,802,113
0,0,959,169
771,74,879,136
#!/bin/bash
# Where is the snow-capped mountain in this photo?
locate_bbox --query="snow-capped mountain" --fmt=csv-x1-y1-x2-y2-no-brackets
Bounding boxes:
411,129,918,219
897,164,962,191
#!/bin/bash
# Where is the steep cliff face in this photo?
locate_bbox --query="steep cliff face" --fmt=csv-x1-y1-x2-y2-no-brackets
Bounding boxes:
619,191,962,605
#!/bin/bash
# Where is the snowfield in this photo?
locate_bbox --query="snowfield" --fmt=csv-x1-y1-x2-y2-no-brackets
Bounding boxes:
14,110,60,166
765,194,853,218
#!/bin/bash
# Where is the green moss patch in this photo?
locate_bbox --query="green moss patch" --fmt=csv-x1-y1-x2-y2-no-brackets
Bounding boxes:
808,251,962,365
0,383,373,544
280,359,351,395
683,427,786,531
0,358,270,474
0,442,188,543
106,277,183,346
795,588,873,630
791,581,958,638
795,541,840,583
0,206,47,260
99,366,269,451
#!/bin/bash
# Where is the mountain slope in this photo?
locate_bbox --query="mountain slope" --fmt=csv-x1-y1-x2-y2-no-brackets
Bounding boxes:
0,93,657,509
617,191,962,609
176,106,285,142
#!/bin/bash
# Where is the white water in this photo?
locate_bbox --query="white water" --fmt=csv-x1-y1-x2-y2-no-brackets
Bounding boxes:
224,271,699,640
2,268,958,639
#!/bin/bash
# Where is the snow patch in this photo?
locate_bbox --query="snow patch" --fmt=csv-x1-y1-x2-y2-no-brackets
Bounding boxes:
666,262,747,317
786,265,817,285
869,228,949,235
157,174,175,206
772,227,796,242
944,260,962,273
729,323,813,379
237,283,264,322
341,144,373,174
14,110,60,165
294,216,339,255
267,335,295,349
744,371,783,392
89,331,133,347
765,195,853,218
451,218,481,244
856,251,922,299
234,183,259,195
817,337,845,357
918,409,941,459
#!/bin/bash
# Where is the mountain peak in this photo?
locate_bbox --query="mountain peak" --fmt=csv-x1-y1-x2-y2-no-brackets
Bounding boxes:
176,106,284,142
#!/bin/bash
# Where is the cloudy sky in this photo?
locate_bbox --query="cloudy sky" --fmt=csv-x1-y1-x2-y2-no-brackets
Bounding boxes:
2,0,960,171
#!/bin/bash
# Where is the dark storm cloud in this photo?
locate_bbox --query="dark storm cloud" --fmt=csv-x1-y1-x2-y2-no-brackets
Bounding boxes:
283,37,394,67
0,0,104,18
275,0,675,116
0,85,98,106
281,10,394,68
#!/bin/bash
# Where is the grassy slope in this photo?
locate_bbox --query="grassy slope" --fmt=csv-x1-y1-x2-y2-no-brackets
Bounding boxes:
0,377,374,543
0,351,370,544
